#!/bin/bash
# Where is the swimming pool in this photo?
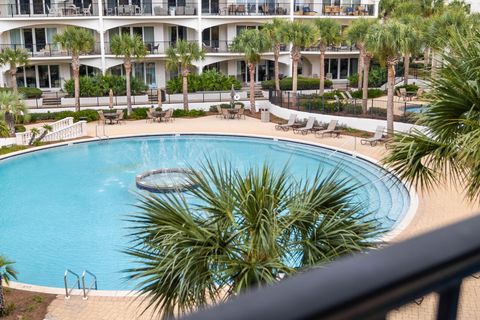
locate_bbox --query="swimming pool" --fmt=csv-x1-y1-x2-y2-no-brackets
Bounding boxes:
0,134,412,290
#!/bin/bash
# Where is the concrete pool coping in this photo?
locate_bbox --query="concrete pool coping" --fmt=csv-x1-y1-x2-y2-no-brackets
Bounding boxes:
2,131,419,297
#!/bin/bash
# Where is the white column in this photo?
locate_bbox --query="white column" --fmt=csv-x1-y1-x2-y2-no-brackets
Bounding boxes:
98,0,106,74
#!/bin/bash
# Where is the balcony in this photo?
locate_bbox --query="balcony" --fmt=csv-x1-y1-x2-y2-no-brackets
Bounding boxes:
0,43,102,57
184,214,480,320
303,44,359,52
201,2,289,16
102,1,197,16
202,40,288,53
294,3,375,17
104,40,197,54
0,1,98,17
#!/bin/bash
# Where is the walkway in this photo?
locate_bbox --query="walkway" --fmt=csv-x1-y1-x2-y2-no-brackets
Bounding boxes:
32,116,480,319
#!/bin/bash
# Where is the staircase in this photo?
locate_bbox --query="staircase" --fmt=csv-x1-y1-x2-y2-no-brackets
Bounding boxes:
42,91,65,107
246,85,266,100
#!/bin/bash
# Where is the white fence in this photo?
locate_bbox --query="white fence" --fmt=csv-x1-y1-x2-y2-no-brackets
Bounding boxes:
15,117,87,145
0,137,16,147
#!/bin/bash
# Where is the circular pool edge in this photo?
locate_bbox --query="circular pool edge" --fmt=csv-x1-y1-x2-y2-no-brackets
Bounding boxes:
1,132,419,296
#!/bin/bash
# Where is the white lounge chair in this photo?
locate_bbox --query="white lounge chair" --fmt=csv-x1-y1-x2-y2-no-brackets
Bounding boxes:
361,126,386,146
275,114,297,131
315,120,339,138
293,117,315,135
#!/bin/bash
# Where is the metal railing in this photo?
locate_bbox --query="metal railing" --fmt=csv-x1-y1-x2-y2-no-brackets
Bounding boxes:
0,1,99,17
102,1,198,16
0,43,102,57
104,40,196,54
201,2,289,15
268,89,424,124
64,269,81,299
294,3,375,16
183,214,480,320
81,270,98,300
303,44,358,52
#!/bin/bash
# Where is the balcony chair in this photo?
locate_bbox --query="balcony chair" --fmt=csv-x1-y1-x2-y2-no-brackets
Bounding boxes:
82,3,91,15
236,5,245,14
185,6,195,15
46,4,60,16
175,6,185,15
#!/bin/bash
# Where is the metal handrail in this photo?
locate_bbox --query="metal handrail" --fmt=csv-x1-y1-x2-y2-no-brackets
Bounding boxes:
64,269,81,299
82,270,98,300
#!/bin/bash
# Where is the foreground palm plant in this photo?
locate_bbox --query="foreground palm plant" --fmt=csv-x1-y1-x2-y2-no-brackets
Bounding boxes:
0,91,27,137
125,161,381,319
231,29,271,111
0,256,17,316
383,27,480,201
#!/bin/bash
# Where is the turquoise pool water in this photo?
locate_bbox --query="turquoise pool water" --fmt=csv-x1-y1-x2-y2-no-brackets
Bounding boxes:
0,135,410,290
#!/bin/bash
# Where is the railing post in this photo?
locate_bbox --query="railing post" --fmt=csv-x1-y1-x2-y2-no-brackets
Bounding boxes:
437,282,462,320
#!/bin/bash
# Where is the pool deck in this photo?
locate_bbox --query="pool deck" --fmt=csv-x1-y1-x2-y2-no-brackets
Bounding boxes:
22,115,480,319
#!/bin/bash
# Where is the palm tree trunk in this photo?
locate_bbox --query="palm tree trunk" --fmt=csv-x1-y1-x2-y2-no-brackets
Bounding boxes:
72,55,81,112
125,60,132,116
5,111,15,137
291,48,300,108
357,50,363,90
403,52,410,85
248,62,256,111
10,67,18,93
319,50,325,96
182,67,189,112
362,55,370,114
0,276,5,316
274,44,280,93
386,62,395,136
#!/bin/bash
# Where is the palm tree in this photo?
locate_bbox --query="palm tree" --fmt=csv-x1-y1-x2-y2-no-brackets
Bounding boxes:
313,19,341,96
125,161,380,319
383,27,480,201
0,256,17,316
53,27,95,112
345,18,377,113
231,29,271,111
0,47,29,92
0,121,9,138
110,33,148,116
0,91,27,137
283,22,318,105
365,20,407,135
399,16,424,85
262,18,287,93
165,40,205,112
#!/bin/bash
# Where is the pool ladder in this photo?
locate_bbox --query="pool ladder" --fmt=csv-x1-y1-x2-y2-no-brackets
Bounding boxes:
96,125,109,140
64,269,98,300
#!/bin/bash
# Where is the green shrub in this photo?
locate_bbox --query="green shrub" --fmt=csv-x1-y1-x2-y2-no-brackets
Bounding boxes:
14,124,26,133
348,67,387,88
342,104,363,114
351,89,385,99
64,75,148,97
348,73,359,87
166,70,241,94
0,87,42,99
172,109,206,118
369,107,387,117
0,121,9,137
0,145,28,155
261,77,332,91
396,84,419,92
125,107,149,120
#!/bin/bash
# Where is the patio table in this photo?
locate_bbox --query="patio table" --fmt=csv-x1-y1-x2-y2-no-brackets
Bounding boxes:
153,111,166,122
104,113,118,125
227,109,238,119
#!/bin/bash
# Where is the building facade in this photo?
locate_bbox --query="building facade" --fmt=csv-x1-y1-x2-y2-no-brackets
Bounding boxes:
0,0,379,91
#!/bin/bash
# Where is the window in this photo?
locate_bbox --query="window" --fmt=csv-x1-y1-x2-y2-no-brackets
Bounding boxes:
79,65,100,77
340,58,349,79
349,58,358,76
170,26,186,42
108,62,156,87
16,27,57,52
16,65,61,89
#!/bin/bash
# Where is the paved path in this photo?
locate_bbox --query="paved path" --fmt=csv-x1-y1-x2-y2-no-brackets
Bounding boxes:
29,115,480,319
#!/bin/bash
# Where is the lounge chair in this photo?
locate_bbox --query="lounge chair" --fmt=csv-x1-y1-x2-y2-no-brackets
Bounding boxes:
361,126,386,146
275,114,297,131
293,117,316,135
315,120,339,138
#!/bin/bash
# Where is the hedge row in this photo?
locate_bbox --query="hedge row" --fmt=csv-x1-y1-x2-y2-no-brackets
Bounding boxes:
166,70,241,94
0,87,43,99
261,77,332,91
64,75,148,97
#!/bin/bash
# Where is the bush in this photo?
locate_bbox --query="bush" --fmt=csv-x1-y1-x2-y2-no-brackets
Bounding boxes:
396,84,419,92
64,75,148,97
348,66,387,88
351,89,385,99
261,77,332,91
0,121,9,137
369,107,387,117
172,109,206,118
166,70,242,94
126,107,149,120
0,87,43,99
14,124,26,133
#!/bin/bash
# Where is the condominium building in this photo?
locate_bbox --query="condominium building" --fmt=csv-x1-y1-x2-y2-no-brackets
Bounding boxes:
0,0,379,92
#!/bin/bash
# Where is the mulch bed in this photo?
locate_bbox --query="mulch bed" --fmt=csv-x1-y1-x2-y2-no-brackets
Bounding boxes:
1,288,56,320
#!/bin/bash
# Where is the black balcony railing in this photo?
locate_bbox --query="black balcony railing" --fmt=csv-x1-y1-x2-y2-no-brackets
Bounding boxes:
294,3,375,16
183,214,480,320
0,1,98,17
0,43,102,57
303,44,358,52
102,1,197,16
202,40,288,53
104,40,197,54
201,2,289,15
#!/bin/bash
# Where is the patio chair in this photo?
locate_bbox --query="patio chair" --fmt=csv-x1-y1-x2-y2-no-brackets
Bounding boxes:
146,109,154,123
222,108,229,119
361,126,386,146
315,120,339,138
275,114,297,131
175,6,185,15
163,108,173,122
216,105,223,118
234,103,242,110
97,110,107,125
115,110,125,124
399,88,408,101
46,4,60,16
293,117,316,135
82,3,91,15
236,108,245,119
236,4,245,14
413,88,423,100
